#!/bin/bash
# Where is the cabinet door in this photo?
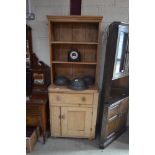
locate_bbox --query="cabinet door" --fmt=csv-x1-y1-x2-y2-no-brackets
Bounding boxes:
50,106,61,136
106,115,118,138
61,107,92,138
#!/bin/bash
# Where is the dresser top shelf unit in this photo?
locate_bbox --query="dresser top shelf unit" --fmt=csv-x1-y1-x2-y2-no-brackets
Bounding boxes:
47,16,103,87
47,16,102,140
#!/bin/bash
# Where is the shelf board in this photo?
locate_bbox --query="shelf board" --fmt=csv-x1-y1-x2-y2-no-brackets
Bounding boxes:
52,61,97,65
49,84,99,93
51,41,99,45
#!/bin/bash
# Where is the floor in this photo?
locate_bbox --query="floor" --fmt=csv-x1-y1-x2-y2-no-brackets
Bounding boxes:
27,130,129,155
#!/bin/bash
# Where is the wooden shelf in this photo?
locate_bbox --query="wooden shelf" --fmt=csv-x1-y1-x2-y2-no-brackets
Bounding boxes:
51,41,99,45
48,84,99,93
48,16,102,84
52,61,97,65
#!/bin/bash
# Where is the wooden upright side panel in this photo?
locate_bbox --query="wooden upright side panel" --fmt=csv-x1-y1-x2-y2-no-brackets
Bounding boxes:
48,21,54,82
50,106,61,136
95,22,101,85
91,93,99,138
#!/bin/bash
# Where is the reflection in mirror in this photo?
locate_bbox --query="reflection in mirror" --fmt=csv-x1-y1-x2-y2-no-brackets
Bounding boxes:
113,24,129,80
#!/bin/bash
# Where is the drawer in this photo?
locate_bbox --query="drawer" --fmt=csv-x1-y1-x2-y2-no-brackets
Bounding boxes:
106,114,118,138
49,93,93,105
108,102,120,118
119,98,129,113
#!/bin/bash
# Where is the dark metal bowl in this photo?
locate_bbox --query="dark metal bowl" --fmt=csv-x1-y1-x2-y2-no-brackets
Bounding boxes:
68,78,88,90
82,75,94,85
55,76,69,86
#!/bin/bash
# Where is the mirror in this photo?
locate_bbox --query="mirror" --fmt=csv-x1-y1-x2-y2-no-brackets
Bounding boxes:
113,24,129,80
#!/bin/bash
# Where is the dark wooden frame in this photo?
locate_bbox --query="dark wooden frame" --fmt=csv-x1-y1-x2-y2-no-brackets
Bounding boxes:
98,22,129,149
26,25,33,67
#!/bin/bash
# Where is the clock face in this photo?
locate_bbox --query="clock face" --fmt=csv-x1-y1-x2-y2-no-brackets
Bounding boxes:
70,51,79,60
68,49,80,62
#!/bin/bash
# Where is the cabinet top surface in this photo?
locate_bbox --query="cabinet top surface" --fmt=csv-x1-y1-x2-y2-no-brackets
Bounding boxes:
47,16,103,22
48,84,99,93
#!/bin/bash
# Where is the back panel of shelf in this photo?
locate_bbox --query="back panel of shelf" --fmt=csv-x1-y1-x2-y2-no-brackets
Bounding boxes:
52,64,96,82
51,44,97,62
50,22,99,42
48,17,102,85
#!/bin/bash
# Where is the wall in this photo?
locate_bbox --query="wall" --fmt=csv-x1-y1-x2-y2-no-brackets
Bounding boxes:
26,0,129,88
26,0,70,66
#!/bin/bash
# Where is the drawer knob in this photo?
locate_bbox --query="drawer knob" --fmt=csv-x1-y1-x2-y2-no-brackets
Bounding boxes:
82,97,86,101
61,114,65,119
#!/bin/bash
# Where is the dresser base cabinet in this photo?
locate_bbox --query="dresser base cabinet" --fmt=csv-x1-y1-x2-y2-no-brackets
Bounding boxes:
99,97,129,148
48,85,99,139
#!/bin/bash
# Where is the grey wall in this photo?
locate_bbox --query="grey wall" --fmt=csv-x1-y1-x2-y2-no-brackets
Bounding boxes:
26,0,129,89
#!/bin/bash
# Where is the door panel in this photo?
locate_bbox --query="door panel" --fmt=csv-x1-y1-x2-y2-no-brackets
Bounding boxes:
50,106,61,136
67,111,85,131
61,107,92,137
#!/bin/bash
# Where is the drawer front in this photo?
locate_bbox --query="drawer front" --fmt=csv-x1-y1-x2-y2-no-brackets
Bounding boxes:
108,102,120,118
49,93,93,105
106,114,118,138
119,98,129,113
116,112,128,131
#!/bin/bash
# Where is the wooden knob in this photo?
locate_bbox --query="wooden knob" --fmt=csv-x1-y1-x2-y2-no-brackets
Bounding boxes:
61,114,65,119
82,97,86,101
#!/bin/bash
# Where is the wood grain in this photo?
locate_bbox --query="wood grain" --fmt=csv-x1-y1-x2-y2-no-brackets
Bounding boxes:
50,106,61,136
91,93,99,138
47,16,102,139
61,107,92,137
49,93,93,105
47,17,102,84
